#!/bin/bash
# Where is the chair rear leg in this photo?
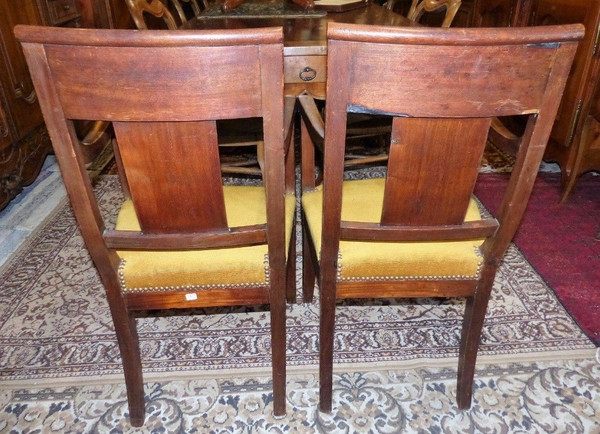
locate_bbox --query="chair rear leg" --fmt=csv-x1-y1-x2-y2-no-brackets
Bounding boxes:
120,315,145,426
270,268,287,416
456,265,497,409
319,274,337,413
286,221,297,303
301,212,316,303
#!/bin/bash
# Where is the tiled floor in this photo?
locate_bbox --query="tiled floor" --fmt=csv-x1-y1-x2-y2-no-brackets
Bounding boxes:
0,156,66,267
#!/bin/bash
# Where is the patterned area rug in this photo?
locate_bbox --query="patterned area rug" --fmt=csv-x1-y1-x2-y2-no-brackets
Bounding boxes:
2,359,599,432
0,175,595,390
475,172,600,346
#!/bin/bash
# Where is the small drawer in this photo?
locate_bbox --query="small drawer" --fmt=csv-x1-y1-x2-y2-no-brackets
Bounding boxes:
47,0,80,26
284,55,327,85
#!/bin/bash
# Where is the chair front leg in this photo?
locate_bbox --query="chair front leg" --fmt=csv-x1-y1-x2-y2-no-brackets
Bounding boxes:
106,281,145,426
456,262,497,409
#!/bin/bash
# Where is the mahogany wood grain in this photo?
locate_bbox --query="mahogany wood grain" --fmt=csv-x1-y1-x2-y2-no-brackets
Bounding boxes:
126,287,270,310
298,22,583,413
382,118,489,226
340,220,499,242
16,25,291,426
103,225,267,249
337,280,478,299
114,120,228,233
123,3,268,177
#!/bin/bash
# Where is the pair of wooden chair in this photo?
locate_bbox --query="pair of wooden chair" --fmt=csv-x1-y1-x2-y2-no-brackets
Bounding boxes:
16,22,582,426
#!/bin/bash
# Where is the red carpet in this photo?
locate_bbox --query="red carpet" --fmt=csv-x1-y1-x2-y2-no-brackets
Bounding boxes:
475,172,600,346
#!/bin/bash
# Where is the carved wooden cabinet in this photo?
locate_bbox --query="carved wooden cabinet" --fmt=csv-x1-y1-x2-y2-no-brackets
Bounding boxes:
0,0,52,209
472,0,600,200
41,0,82,26
533,0,600,201
0,0,110,210
76,0,134,29
471,0,534,26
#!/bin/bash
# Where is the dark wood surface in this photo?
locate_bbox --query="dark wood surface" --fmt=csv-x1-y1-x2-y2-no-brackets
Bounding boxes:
182,3,413,95
0,0,52,210
182,4,413,53
298,21,583,413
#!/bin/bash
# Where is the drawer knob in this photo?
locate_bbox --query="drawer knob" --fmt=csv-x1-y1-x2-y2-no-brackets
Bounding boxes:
299,66,317,82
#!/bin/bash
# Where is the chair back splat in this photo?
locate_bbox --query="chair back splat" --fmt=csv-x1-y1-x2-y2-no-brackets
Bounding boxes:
299,22,583,413
16,25,295,426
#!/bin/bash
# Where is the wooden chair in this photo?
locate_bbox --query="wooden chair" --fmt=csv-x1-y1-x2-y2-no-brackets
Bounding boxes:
16,25,295,426
299,22,582,413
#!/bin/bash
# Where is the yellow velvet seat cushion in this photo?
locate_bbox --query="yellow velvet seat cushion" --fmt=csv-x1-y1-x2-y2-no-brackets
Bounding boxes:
302,178,484,282
115,186,295,292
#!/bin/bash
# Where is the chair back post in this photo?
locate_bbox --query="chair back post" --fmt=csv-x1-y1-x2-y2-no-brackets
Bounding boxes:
483,28,584,260
124,0,178,30
408,0,462,27
18,38,118,282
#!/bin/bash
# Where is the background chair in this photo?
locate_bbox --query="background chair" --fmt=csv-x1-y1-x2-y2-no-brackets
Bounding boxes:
171,0,203,23
385,0,462,27
299,22,582,412
124,0,178,29
17,25,295,426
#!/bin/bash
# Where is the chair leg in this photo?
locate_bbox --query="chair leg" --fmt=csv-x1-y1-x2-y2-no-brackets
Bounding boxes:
107,301,145,426
301,212,316,303
318,273,337,413
286,221,297,304
559,116,591,203
456,264,497,409
270,267,287,416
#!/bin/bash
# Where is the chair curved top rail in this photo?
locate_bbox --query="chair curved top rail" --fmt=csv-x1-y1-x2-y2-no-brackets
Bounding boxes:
14,25,284,47
327,21,585,45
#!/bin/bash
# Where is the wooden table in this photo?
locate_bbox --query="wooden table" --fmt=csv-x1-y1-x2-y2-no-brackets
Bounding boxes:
181,4,413,96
